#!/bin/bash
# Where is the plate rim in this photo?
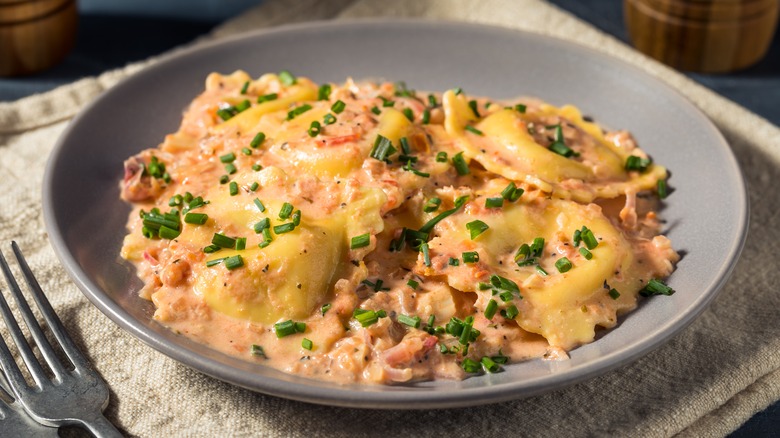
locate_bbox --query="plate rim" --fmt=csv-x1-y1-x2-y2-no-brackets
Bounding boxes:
42,18,749,409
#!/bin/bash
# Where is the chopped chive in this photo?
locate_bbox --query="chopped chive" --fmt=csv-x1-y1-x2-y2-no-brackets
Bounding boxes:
448,257,460,266
501,182,524,202
424,197,441,213
468,100,480,118
658,179,668,199
369,135,397,161
257,93,277,104
278,202,293,219
407,279,419,289
203,244,220,254
351,233,370,249
168,195,182,207
318,84,332,101
216,108,235,121
235,237,246,251
249,181,259,191
418,195,468,234
514,103,527,113
259,228,273,248
573,229,582,247
462,251,479,264
399,137,411,155
331,100,346,114
224,255,244,270
579,247,593,260
274,320,296,338
229,181,238,196
252,164,262,171
321,303,332,316
220,152,236,163
462,358,481,373
478,282,492,290
295,322,306,333
159,226,180,240
398,314,421,329
481,356,500,373
402,108,414,121
184,212,208,225
250,344,267,358
555,257,573,273
502,304,519,320
380,96,395,107
225,163,237,174
301,338,313,350
535,265,548,276
253,198,266,212
235,99,251,113
453,87,463,95
640,278,675,296
609,288,621,300
273,223,296,234
250,132,266,148
466,220,489,239
242,147,252,156
421,242,431,267
278,70,296,86
371,106,381,115
428,94,437,107
292,210,301,226
286,104,312,120
491,274,520,296
452,152,470,175
485,197,504,208
254,218,270,233
582,228,598,250
324,114,337,126
212,233,236,248
465,126,483,136
531,237,545,257
549,140,578,158
308,121,321,137
499,291,513,302
206,257,226,267
484,299,498,320
240,81,250,94
626,155,652,172
422,109,430,124
436,152,448,163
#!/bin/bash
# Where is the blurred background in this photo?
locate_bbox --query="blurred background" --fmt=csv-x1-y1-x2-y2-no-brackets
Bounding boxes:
0,0,777,435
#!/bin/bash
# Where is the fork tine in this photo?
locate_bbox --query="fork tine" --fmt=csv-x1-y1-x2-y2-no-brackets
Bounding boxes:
0,247,68,381
0,251,52,388
10,242,90,372
0,331,31,395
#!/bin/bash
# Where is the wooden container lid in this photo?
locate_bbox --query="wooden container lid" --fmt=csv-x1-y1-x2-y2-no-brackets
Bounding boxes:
0,0,77,77
625,0,779,72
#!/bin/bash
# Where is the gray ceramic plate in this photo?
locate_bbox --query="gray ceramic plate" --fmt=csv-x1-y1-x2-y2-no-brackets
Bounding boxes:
43,20,748,409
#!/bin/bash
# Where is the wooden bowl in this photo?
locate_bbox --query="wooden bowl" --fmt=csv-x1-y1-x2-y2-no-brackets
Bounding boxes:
0,0,77,77
625,0,779,72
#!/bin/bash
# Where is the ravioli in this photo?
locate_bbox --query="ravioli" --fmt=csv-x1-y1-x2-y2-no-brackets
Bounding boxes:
120,72,678,384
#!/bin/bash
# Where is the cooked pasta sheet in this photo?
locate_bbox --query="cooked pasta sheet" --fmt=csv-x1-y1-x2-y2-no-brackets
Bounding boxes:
120,71,678,384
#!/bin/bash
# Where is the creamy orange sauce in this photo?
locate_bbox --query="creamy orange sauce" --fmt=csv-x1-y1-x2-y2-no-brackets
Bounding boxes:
120,71,678,384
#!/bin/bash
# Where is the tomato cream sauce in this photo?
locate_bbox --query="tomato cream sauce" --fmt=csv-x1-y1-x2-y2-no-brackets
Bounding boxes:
120,71,678,384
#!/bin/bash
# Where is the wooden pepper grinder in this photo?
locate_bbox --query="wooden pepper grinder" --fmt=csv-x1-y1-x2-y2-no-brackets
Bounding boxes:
625,0,779,72
0,0,77,77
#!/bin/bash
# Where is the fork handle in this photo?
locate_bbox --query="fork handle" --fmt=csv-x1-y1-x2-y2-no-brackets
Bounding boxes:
78,413,123,438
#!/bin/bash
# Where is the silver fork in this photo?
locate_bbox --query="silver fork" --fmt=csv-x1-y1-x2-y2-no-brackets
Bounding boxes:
0,242,121,437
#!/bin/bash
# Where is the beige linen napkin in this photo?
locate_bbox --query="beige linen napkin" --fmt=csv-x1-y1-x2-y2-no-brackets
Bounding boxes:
1,0,778,436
